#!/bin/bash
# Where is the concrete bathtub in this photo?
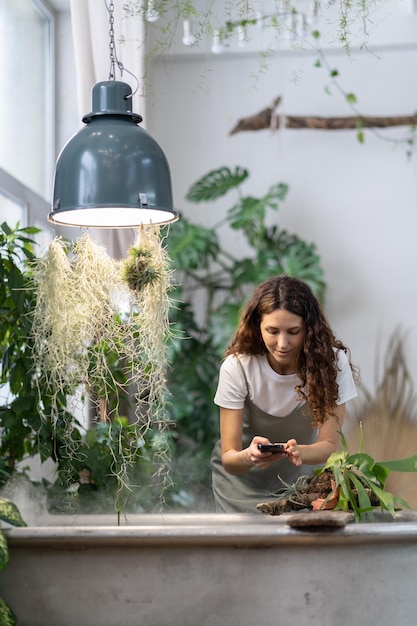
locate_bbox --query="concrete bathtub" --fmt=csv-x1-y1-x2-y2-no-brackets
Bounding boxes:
2,512,417,626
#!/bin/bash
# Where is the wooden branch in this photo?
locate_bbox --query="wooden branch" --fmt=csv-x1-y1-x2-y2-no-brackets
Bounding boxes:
229,96,417,135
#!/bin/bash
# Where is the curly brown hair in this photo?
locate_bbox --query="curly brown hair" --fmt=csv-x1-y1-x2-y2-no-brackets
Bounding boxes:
225,275,357,426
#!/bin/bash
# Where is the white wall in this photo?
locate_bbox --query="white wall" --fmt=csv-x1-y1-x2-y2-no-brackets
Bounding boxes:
144,1,417,394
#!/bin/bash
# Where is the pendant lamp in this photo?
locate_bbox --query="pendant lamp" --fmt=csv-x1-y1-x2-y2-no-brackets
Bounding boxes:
49,81,177,228
49,1,177,229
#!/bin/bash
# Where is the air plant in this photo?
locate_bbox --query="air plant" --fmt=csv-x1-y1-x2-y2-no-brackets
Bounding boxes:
122,246,161,292
30,227,174,513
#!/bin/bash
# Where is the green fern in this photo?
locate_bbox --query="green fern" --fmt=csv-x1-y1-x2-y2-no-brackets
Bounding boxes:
317,427,417,521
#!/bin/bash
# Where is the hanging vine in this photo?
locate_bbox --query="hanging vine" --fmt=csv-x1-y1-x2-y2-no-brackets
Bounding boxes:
30,228,174,512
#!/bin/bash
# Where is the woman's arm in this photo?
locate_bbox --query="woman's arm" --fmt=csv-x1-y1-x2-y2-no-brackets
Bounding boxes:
220,407,286,474
285,403,345,467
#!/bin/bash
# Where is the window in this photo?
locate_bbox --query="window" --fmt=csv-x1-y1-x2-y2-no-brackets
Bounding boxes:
0,168,51,250
0,0,54,201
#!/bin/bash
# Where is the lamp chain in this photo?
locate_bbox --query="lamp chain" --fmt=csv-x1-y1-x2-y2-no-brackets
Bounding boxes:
104,0,139,96
107,0,117,80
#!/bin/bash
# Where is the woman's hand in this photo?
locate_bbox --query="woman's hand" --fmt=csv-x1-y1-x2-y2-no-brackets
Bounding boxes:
284,406,346,468
247,436,287,469
285,438,303,467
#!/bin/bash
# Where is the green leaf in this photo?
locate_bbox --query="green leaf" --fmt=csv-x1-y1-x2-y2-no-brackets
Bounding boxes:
167,216,220,270
330,69,339,77
0,498,27,527
322,451,346,469
349,452,386,482
332,463,350,512
349,473,374,520
378,454,417,473
186,166,248,203
346,92,357,104
0,532,9,571
228,196,266,230
0,597,16,625
358,475,400,518
209,303,241,353
231,257,272,285
342,474,362,519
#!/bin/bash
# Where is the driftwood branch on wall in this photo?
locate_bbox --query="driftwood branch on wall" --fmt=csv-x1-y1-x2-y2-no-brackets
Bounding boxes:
229,96,417,135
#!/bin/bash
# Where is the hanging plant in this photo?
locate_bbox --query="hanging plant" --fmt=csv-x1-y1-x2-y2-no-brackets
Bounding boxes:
30,228,174,512
120,225,174,500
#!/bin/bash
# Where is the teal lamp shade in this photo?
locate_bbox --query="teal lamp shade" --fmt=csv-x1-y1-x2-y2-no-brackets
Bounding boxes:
49,81,178,228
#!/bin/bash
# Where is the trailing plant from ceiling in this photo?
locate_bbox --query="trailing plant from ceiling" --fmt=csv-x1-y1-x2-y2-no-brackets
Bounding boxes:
131,1,417,155
163,165,325,505
310,34,417,155
29,227,174,512
0,223,118,508
124,0,378,59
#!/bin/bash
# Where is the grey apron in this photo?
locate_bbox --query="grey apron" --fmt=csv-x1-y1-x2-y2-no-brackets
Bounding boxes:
211,365,317,513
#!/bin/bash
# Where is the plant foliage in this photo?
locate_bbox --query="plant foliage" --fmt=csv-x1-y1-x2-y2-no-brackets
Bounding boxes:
0,222,51,479
126,0,378,60
164,166,325,503
0,223,177,516
0,496,26,625
317,427,417,521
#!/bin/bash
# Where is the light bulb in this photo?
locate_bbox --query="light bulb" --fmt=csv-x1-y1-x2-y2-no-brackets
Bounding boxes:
292,13,306,39
146,0,159,22
211,31,223,54
307,0,320,26
182,20,196,46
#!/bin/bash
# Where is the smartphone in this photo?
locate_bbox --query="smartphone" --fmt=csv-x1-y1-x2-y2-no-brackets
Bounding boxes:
257,443,286,453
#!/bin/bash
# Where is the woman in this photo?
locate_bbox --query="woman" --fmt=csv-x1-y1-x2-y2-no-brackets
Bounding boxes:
211,275,358,513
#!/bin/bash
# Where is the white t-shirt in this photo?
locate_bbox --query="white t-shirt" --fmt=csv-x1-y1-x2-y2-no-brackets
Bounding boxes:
214,350,357,417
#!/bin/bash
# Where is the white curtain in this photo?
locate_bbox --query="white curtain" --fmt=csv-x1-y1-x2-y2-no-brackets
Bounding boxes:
69,0,146,257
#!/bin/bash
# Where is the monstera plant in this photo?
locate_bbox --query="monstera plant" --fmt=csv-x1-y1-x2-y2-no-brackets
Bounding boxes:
164,165,325,504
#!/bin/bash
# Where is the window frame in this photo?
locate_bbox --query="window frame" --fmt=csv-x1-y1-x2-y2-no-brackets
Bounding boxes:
0,166,50,233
